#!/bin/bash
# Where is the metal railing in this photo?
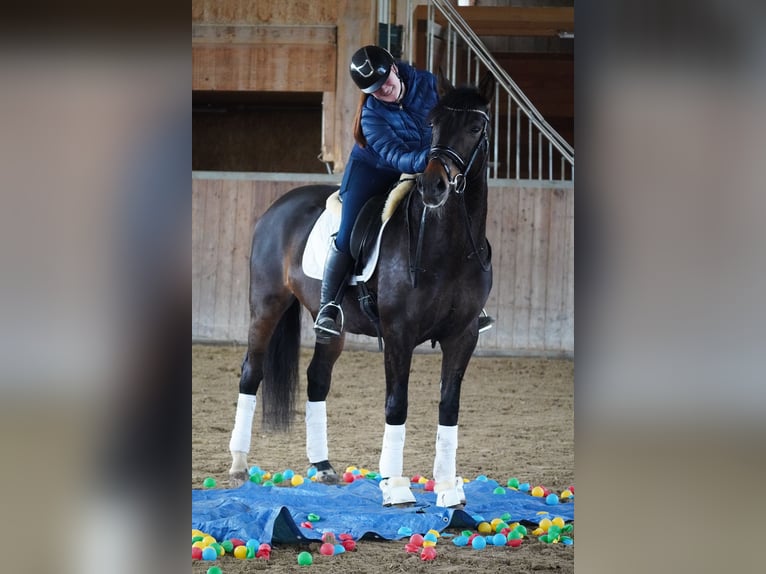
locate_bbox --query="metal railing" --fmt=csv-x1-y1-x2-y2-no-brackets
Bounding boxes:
407,0,574,181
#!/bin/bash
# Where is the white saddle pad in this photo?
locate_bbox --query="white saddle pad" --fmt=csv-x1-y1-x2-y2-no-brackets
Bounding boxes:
301,209,391,285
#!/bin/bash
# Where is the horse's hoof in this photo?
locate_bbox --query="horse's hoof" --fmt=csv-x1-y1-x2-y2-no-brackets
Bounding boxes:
380,477,416,506
309,461,340,484
228,471,248,488
434,477,466,508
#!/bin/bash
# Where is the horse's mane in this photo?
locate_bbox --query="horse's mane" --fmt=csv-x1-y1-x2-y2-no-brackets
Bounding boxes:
429,86,489,125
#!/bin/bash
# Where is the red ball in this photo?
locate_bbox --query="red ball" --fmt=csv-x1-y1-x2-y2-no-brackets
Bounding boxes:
230,538,245,548
409,533,424,547
567,485,575,493
338,533,353,541
341,539,356,551
421,546,437,561
191,546,203,560
411,474,421,483
424,479,435,492
404,543,419,554
508,538,522,548
320,542,335,556
342,472,355,483
467,533,479,544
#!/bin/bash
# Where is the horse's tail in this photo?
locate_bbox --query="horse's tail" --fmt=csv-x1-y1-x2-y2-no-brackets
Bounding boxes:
261,298,301,432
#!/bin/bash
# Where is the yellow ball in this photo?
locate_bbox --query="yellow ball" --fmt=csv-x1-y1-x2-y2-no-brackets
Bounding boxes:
291,474,304,486
422,540,436,547
490,518,503,529
477,522,492,534
262,472,271,480
192,541,207,550
202,535,217,546
233,545,248,559
192,529,205,538
532,527,544,536
359,468,369,476
531,486,545,497
552,517,566,528
427,529,440,538
345,465,358,473
418,476,428,484
539,518,552,532
560,489,572,499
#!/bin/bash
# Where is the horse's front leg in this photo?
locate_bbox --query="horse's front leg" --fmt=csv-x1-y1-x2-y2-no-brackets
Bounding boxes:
433,328,479,507
378,341,416,506
304,335,345,484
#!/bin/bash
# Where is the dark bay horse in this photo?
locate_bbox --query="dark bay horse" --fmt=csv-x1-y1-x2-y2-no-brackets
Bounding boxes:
228,76,494,507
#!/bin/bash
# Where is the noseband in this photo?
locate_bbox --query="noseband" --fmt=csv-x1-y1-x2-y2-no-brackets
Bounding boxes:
427,107,489,194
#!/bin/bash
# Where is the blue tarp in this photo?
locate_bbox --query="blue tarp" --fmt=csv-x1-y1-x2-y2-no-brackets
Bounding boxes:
192,478,574,544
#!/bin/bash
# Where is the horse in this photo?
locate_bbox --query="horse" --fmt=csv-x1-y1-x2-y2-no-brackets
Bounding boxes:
227,75,495,508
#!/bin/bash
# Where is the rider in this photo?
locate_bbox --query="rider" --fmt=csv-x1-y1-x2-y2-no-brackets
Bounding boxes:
313,45,494,342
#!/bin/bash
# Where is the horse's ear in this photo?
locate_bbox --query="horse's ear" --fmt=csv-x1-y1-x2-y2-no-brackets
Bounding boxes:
478,72,496,104
436,68,453,98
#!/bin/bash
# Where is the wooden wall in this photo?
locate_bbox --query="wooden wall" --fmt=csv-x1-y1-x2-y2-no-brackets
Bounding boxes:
192,172,573,356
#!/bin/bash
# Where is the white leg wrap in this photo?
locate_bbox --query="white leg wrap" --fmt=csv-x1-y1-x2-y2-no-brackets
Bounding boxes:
305,400,329,463
228,393,257,454
379,423,406,478
433,424,458,483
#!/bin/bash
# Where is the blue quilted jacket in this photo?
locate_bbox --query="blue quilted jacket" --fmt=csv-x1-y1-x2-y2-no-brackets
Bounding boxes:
349,61,438,174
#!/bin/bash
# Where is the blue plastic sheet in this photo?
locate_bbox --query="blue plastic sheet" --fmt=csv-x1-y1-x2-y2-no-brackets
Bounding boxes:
192,478,574,544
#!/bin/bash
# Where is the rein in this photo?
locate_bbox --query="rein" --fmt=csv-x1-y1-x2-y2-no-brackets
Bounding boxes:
410,107,491,287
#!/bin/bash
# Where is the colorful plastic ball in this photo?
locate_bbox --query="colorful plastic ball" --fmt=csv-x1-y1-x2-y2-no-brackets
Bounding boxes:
283,469,295,480
452,535,468,547
422,540,436,548
397,526,413,537
475,474,488,482
192,541,207,550
192,535,204,543
333,544,345,554
515,525,528,536
508,538,523,548
477,521,492,534
320,542,335,556
307,513,320,522
272,472,284,484
519,482,531,491
507,477,520,489
246,538,260,549
492,533,507,546
341,539,356,551
507,530,523,540
531,486,545,497
421,546,437,561
471,536,487,550
202,535,216,546
405,543,420,554
321,532,336,544
203,477,216,488
423,532,438,544
342,472,355,483
248,465,261,475
201,546,218,561
233,545,248,559
561,536,574,545
409,533,424,547
307,466,317,478
552,517,566,528
291,474,305,486
246,546,255,559
207,568,222,574
297,551,313,565
546,493,560,505
493,486,506,495
221,540,234,553
539,518,552,532
411,474,421,483
230,538,245,548
424,479,435,491
262,480,274,487
560,489,573,500
249,473,262,484
495,522,509,533
192,547,203,560
210,542,224,556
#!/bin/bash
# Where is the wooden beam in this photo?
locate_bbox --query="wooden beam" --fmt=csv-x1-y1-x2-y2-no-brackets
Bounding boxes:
413,6,574,38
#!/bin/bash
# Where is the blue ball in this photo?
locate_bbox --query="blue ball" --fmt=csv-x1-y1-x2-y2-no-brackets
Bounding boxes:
307,466,317,478
545,493,560,505
452,535,469,547
246,538,260,549
283,469,294,480
471,536,486,550
475,474,488,482
333,543,345,554
424,532,438,543
397,526,413,537
201,547,217,561
492,533,507,546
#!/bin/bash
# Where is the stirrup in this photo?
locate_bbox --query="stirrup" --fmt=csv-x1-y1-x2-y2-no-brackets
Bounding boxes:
478,309,494,333
314,302,344,336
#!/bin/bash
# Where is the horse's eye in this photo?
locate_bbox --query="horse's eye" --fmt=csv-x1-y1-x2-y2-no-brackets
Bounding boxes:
470,126,482,134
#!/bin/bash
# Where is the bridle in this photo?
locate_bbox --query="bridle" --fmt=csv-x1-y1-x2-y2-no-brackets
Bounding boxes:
427,107,490,194
410,106,492,287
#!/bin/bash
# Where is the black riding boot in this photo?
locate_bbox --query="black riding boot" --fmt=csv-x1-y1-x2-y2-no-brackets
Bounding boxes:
314,242,354,343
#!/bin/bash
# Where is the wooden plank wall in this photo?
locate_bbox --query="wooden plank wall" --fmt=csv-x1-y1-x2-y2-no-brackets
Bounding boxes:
193,173,573,356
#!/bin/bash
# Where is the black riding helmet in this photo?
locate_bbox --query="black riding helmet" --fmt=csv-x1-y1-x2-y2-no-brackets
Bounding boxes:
349,45,396,94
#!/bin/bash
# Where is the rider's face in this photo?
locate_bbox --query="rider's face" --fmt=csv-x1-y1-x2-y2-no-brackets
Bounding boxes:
370,66,401,103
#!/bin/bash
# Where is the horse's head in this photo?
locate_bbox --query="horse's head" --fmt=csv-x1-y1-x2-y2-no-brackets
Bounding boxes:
418,73,495,209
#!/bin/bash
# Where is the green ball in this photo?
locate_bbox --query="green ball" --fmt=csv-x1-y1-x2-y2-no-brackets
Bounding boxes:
206,567,222,574
297,551,313,565
192,535,204,543
500,512,512,522
221,540,233,553
273,472,284,484
250,473,262,483
514,525,527,535
493,486,506,495
507,477,520,488
263,480,274,487
203,477,216,488
307,513,320,522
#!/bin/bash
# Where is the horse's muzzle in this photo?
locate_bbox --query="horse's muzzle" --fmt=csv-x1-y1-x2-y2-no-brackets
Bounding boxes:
417,164,450,209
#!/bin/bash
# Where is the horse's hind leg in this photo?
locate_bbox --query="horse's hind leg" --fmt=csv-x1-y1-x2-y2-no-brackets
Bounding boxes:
432,331,478,507
228,296,291,486
304,335,345,484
